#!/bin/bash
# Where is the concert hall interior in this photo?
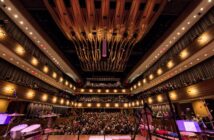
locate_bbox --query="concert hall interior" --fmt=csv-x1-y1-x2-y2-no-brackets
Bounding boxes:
0,0,214,140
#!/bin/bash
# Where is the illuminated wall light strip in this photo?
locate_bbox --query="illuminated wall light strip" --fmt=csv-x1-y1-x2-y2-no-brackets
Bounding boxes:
128,0,213,82
0,1,79,81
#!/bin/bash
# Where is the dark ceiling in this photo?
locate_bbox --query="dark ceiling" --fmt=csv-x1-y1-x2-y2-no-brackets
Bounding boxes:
18,0,194,87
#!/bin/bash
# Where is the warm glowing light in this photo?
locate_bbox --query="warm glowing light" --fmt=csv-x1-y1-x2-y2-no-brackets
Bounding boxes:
132,102,135,106
0,28,6,39
2,85,15,96
7,7,11,11
26,90,35,99
43,66,49,73
14,45,25,56
66,100,70,105
59,77,63,82
148,97,153,104
186,86,199,97
52,97,57,103
167,60,174,69
130,87,133,91
96,103,101,107
143,79,147,84
14,14,18,18
52,72,57,78
197,33,211,46
124,103,128,108
114,103,119,107
87,103,92,107
138,81,141,87
78,103,82,107
88,33,93,39
73,86,76,90
19,21,24,25
105,103,110,107
136,101,139,106
105,89,109,93
41,94,48,101
157,95,163,102
69,84,73,88
65,81,68,86
149,74,154,80
180,49,189,59
89,89,93,93
169,91,177,100
122,89,126,93
80,89,85,92
60,99,64,104
157,68,163,75
113,89,118,93
97,89,101,93
31,57,39,66
141,100,144,105
133,85,137,89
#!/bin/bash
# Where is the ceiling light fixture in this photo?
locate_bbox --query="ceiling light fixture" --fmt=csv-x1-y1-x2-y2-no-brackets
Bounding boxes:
179,49,189,59
167,60,174,69
31,57,39,66
157,68,163,75
14,45,25,56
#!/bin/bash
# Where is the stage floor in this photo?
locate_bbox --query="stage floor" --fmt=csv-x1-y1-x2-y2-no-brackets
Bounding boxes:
42,135,146,140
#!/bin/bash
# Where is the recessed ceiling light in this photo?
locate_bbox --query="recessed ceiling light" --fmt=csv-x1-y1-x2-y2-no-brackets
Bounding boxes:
187,21,190,24
14,14,18,18
197,58,200,61
180,49,189,59
200,8,204,11
204,54,208,57
167,60,174,69
208,0,212,3
177,32,180,35
19,21,24,25
193,15,197,18
29,32,33,35
182,27,185,30
0,0,4,3
7,7,11,11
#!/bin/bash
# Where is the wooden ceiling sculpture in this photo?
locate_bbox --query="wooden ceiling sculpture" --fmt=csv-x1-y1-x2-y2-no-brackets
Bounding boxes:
44,0,166,72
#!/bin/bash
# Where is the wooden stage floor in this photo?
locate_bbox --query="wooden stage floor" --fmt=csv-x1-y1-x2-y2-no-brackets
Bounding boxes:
42,135,147,140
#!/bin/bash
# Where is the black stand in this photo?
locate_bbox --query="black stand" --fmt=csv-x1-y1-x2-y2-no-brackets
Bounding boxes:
143,104,152,140
166,92,182,140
